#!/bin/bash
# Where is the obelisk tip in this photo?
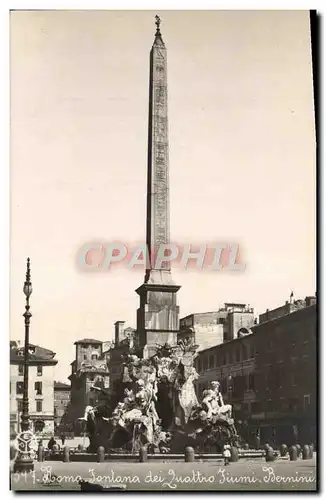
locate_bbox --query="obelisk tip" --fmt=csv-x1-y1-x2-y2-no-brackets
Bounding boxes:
155,15,161,34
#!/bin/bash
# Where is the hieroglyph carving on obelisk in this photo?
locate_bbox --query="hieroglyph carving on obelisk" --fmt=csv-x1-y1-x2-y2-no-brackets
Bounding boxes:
145,15,172,284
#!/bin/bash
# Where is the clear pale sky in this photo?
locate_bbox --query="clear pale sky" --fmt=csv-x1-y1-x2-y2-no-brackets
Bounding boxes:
10,10,316,383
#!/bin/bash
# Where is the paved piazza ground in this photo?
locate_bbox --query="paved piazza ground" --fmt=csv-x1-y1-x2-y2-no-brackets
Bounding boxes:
11,456,317,492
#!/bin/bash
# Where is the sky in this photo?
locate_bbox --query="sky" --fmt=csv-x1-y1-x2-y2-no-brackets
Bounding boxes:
10,10,316,383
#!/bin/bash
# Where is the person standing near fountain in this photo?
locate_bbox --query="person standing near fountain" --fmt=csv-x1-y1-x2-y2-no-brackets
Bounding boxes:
223,444,231,465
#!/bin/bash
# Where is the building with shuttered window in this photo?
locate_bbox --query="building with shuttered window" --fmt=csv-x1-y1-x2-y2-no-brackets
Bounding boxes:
10,341,57,438
194,295,316,447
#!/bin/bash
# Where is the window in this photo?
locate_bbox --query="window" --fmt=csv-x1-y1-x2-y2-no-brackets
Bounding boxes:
203,357,208,371
291,372,298,387
251,401,261,414
275,365,284,388
266,399,274,412
34,420,45,432
36,401,43,412
303,395,311,409
16,382,24,394
250,346,255,358
235,348,241,363
37,365,43,376
289,398,299,411
35,381,42,395
248,373,255,391
280,398,289,411
220,378,227,394
18,365,24,376
17,400,23,412
242,345,247,361
198,359,202,372
228,378,234,397
209,355,214,369
242,402,249,412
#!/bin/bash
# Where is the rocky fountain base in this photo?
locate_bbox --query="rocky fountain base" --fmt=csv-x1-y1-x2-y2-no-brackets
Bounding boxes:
80,340,239,454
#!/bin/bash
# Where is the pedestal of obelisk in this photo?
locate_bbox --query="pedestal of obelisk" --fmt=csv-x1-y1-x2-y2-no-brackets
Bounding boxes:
136,17,180,358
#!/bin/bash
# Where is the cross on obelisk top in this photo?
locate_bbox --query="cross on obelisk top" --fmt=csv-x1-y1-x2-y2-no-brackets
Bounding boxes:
155,15,161,34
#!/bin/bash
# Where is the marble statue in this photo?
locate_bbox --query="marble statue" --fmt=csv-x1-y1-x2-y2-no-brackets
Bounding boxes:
80,342,238,453
202,381,233,423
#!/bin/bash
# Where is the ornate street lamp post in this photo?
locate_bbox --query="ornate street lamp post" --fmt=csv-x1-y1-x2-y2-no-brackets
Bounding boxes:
14,258,37,473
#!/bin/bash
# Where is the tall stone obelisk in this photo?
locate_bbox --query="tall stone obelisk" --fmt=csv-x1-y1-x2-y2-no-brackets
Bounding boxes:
136,16,180,358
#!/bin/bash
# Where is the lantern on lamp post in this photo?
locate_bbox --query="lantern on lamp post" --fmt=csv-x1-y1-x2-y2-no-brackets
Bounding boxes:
14,258,37,473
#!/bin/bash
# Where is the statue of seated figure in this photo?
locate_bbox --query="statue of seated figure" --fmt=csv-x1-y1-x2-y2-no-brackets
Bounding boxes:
112,389,141,427
111,379,159,430
201,381,233,423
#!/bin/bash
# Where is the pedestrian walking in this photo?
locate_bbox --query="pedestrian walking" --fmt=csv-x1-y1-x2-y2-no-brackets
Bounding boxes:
223,444,231,466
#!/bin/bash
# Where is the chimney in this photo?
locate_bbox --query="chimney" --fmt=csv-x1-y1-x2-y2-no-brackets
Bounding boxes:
114,321,125,344
305,296,316,307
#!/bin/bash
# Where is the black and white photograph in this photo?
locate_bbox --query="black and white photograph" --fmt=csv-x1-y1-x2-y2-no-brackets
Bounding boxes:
9,9,317,492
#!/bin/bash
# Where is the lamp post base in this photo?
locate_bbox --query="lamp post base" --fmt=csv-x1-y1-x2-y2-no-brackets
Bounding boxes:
13,430,37,473
13,456,34,473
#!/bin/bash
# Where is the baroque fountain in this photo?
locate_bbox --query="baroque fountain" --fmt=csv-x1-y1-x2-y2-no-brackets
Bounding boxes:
80,339,238,454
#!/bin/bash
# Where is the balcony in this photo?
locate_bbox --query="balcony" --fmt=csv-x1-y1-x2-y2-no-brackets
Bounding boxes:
29,411,54,417
251,412,265,420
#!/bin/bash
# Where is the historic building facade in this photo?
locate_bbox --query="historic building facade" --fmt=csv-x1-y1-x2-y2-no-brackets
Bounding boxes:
54,381,71,434
253,296,316,446
108,322,136,389
10,342,57,438
69,338,110,431
179,303,255,350
194,295,317,446
194,327,257,445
